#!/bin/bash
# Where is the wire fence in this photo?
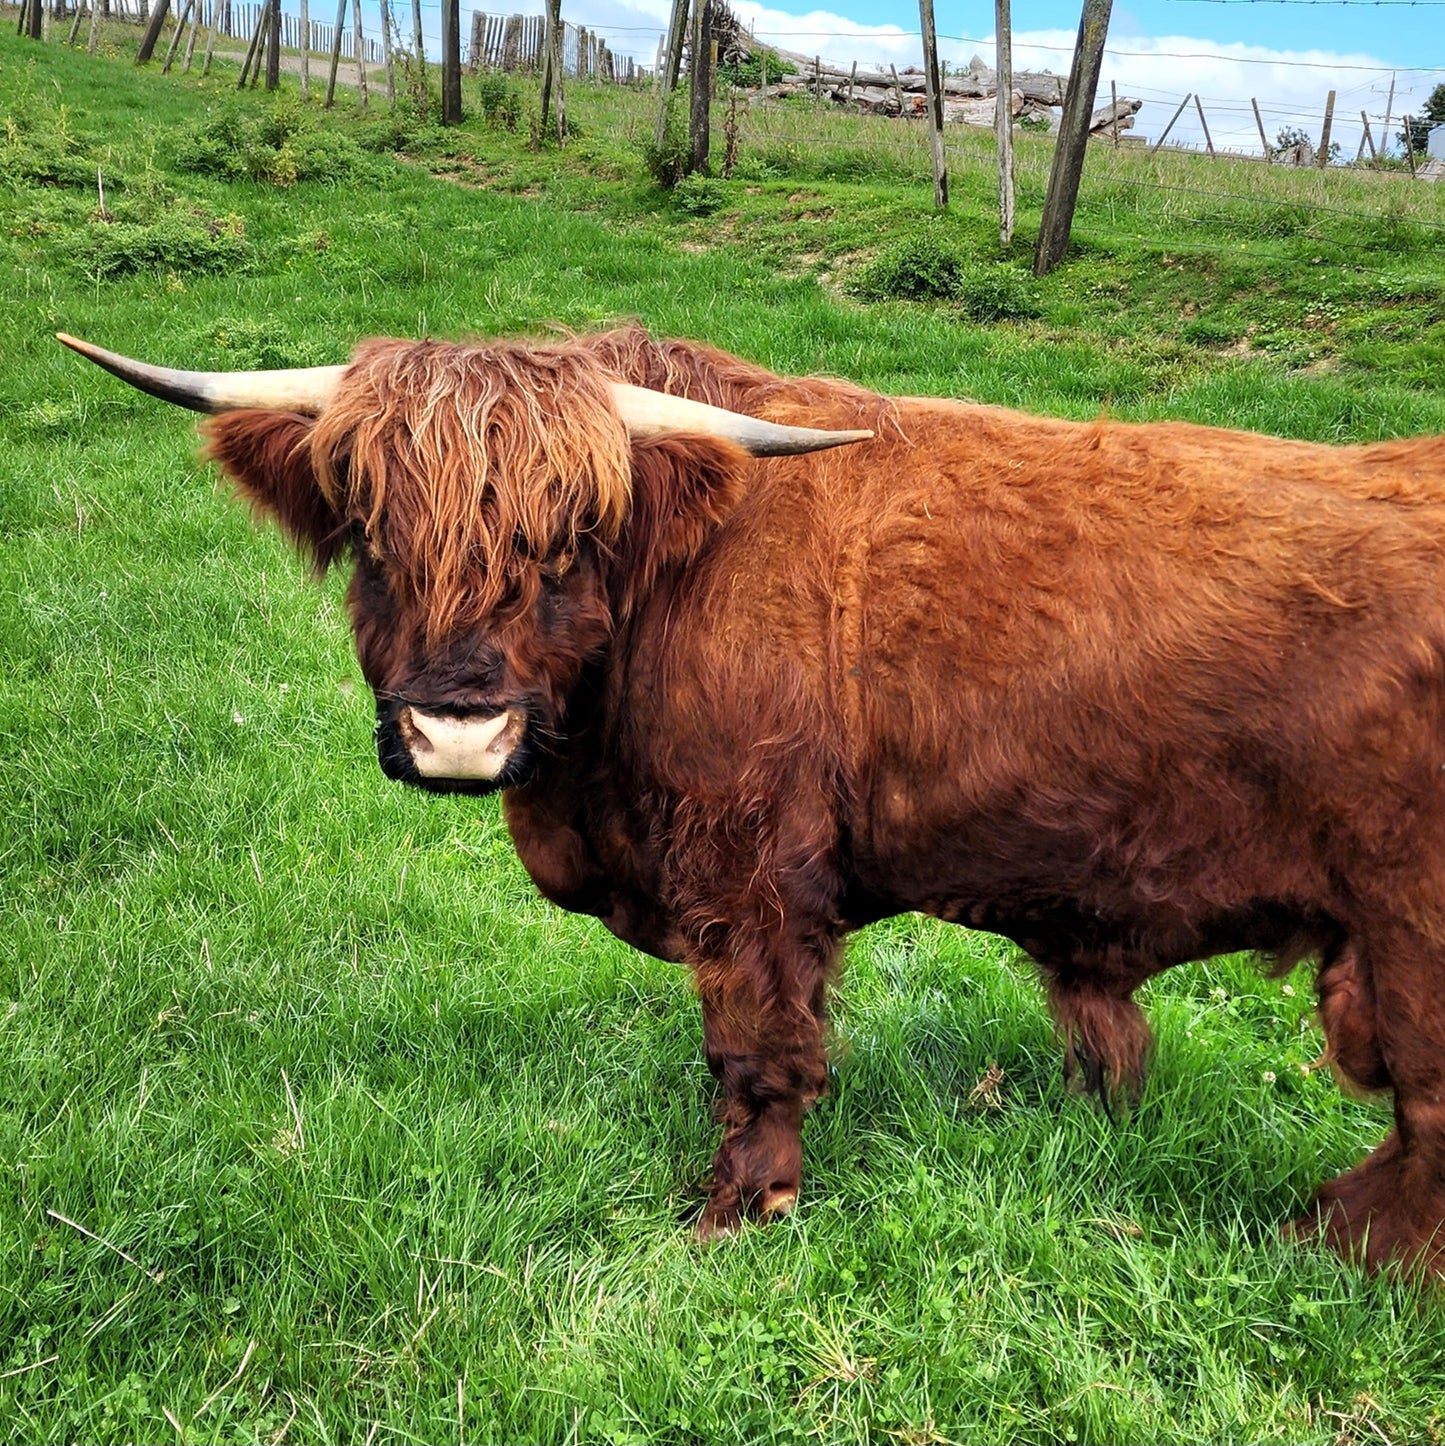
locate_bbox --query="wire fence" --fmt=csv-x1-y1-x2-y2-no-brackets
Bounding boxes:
18,0,643,80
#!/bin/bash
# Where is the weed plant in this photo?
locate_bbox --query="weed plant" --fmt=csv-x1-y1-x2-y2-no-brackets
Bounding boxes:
4,27,1445,1444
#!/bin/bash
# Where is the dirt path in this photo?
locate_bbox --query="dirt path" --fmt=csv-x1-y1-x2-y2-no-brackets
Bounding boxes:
214,48,387,90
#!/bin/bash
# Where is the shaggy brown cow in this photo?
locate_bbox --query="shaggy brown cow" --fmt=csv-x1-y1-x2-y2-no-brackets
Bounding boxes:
60,325,1445,1271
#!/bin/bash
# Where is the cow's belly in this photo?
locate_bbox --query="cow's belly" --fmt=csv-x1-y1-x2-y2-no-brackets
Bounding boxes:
845,769,1339,972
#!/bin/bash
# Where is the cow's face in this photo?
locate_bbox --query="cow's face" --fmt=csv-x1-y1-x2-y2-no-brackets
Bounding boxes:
203,366,750,797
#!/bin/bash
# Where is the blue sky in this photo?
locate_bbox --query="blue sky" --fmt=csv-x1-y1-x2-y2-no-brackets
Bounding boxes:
525,0,1445,156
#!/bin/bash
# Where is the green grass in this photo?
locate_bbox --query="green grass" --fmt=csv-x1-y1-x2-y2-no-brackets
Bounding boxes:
5,25,1445,1443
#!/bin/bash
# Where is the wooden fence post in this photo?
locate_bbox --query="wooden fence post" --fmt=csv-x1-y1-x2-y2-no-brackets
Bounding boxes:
1358,111,1376,163
1317,89,1335,167
410,0,424,69
1252,97,1269,159
1193,93,1213,156
539,0,565,141
265,0,280,90
1378,72,1395,168
134,0,169,61
86,0,101,52
688,0,712,173
160,0,191,69
995,0,1014,244
379,0,395,102
297,0,308,95
1404,115,1417,177
237,0,265,85
202,1,220,72
653,0,687,148
350,0,367,103
440,0,461,120
919,0,948,208
181,0,200,69
324,0,344,104
1151,92,1189,150
1034,0,1113,276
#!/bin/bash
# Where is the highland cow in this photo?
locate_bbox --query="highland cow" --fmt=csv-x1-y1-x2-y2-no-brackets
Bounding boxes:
59,325,1445,1271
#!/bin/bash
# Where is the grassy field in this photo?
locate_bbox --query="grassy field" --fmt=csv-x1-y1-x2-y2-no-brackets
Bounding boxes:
6,25,1445,1443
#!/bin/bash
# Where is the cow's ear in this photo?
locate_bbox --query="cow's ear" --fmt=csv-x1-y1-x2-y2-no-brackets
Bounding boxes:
625,433,749,589
203,410,346,571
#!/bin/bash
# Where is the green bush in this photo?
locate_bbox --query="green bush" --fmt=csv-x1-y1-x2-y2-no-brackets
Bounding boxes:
189,316,337,369
0,88,97,189
956,262,1040,322
717,52,797,89
173,102,371,186
640,96,688,189
475,74,522,132
57,205,249,279
850,236,1039,320
850,232,966,302
673,173,724,216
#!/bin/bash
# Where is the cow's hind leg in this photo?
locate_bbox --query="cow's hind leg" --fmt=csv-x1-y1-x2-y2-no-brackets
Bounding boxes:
1037,948,1162,1104
1294,924,1445,1275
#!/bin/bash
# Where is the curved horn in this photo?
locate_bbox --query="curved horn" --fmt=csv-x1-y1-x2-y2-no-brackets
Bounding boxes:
608,382,873,457
56,333,345,414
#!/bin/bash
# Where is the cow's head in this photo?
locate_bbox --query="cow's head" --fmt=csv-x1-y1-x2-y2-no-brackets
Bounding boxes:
59,333,870,795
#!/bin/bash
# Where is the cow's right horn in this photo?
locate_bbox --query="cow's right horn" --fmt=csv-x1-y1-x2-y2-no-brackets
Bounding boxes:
609,382,873,457
56,333,345,414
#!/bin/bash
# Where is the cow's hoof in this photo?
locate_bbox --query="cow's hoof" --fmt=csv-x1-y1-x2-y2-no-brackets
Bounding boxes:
1289,1131,1445,1277
694,1182,797,1242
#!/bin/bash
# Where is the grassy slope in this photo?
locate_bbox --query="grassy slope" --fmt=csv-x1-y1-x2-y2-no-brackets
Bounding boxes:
4,29,1445,1443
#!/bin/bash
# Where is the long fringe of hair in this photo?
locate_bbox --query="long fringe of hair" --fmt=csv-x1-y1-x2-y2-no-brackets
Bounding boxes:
309,338,633,641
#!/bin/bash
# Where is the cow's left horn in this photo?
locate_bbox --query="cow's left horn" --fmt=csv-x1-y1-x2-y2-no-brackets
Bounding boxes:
56,333,345,414
609,382,873,457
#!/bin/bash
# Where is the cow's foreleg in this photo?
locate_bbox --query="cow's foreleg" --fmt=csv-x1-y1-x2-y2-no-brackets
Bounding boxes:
1297,922,1445,1275
692,930,836,1240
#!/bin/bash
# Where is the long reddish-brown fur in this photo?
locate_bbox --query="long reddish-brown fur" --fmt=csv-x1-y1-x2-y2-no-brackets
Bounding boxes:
204,325,1445,1270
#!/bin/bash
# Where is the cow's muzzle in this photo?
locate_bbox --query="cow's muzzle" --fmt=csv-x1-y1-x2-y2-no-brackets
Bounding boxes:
376,701,530,794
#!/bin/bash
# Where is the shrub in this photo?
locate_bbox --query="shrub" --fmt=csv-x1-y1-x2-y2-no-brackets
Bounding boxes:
851,232,966,302
673,173,724,216
189,317,336,369
173,103,370,186
0,89,97,189
475,74,522,132
640,97,688,189
956,263,1040,322
717,52,797,89
58,205,249,279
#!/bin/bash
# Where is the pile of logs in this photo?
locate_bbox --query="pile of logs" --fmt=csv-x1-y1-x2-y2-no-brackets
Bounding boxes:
762,54,1142,136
